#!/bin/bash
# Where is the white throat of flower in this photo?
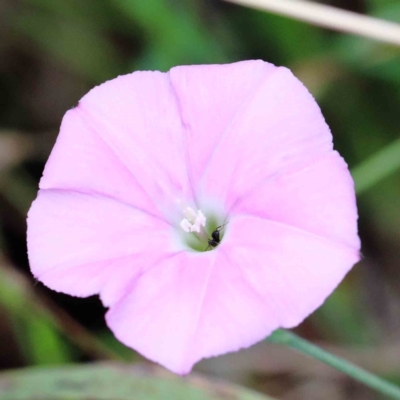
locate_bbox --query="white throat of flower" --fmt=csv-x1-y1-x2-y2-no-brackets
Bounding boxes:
180,206,206,233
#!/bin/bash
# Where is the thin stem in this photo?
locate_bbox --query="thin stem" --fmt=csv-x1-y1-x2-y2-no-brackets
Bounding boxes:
351,136,400,195
223,0,400,47
269,330,400,399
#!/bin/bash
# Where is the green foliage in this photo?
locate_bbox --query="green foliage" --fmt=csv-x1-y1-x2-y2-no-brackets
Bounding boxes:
269,330,400,399
334,3,400,84
352,136,400,195
312,280,376,345
231,7,328,64
0,363,276,400
11,7,123,82
0,266,72,365
111,0,234,70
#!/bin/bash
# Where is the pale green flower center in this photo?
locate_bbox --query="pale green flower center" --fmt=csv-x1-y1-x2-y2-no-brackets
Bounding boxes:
179,205,226,252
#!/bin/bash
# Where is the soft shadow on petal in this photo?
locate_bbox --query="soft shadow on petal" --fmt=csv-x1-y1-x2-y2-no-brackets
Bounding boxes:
200,65,333,208
78,71,193,218
105,213,360,374
106,251,219,374
230,151,360,249
27,189,177,301
40,109,159,219
106,238,284,374
169,60,276,185
221,215,360,330
173,215,359,371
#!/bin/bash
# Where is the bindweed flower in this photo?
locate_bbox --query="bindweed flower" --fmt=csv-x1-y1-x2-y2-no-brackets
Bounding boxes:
27,60,360,374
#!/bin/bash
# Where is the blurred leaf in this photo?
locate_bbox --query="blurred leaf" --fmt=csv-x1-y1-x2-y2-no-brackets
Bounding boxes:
111,0,233,70
321,72,400,237
369,0,400,13
352,136,400,195
18,313,70,365
0,363,276,400
10,9,123,82
0,259,125,364
0,263,71,365
334,3,400,84
312,74,400,342
321,72,396,167
96,330,140,362
229,6,328,65
312,279,376,345
0,167,37,215
19,0,118,30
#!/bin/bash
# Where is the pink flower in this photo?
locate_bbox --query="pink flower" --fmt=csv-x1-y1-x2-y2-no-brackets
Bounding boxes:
27,60,360,374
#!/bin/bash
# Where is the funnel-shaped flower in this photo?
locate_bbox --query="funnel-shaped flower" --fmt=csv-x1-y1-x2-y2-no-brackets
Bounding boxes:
27,60,360,374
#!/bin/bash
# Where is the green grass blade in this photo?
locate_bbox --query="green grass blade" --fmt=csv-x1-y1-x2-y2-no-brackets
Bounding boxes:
352,136,400,195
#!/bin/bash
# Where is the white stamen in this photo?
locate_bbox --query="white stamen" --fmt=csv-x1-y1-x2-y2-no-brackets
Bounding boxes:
180,219,192,233
196,210,206,228
183,206,197,221
180,206,207,234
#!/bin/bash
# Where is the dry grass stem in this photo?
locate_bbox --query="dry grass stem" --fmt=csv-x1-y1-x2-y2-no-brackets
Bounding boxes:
223,0,400,47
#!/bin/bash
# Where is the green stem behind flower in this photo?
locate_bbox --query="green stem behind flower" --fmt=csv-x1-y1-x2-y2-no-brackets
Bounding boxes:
351,136,400,195
269,329,400,399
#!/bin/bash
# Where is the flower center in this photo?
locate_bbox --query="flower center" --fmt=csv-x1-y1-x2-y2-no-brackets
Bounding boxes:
179,205,226,252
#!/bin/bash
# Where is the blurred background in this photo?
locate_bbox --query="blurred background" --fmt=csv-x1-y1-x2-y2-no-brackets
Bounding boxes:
0,0,400,399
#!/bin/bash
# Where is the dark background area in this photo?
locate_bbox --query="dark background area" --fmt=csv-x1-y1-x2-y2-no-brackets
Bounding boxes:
1,0,400,399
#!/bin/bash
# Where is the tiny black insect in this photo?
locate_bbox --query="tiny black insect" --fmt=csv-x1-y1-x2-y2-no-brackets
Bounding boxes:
206,222,228,251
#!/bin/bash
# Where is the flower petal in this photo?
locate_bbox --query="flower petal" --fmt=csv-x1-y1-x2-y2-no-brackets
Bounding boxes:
198,63,333,208
221,216,360,329
106,214,359,374
27,189,176,301
169,60,277,184
231,151,360,249
77,71,193,218
106,252,217,374
40,109,156,216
